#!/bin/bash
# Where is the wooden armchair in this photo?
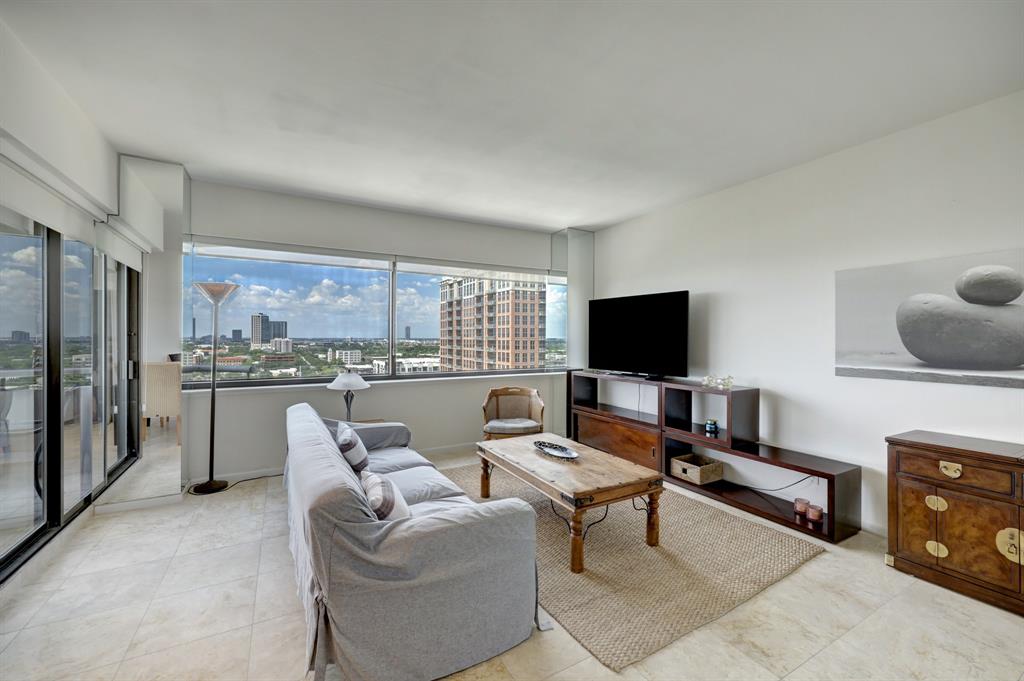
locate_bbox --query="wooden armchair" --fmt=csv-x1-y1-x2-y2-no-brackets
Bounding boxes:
482,387,544,440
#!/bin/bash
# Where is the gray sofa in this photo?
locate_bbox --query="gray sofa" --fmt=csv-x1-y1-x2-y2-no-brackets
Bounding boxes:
284,402,537,681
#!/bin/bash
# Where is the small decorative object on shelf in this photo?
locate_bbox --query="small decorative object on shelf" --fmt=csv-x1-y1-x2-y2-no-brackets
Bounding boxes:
793,498,810,515
704,418,719,436
806,505,824,522
701,374,735,390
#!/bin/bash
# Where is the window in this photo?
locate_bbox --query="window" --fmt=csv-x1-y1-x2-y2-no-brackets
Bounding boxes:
181,242,568,384
396,261,565,374
183,243,391,382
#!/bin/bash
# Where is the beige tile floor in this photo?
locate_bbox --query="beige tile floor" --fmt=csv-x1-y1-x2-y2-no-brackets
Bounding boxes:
97,423,182,506
1,449,1022,681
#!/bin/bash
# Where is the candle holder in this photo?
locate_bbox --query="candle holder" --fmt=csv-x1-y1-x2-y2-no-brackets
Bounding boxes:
793,498,810,515
807,504,824,522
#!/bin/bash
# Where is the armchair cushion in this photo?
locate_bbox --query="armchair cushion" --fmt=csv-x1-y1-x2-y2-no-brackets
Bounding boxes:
484,417,542,435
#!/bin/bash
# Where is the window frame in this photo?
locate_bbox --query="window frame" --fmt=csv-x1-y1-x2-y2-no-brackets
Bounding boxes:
181,238,568,390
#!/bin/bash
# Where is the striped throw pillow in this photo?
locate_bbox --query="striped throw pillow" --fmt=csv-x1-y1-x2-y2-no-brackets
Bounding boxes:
359,471,410,521
336,425,369,472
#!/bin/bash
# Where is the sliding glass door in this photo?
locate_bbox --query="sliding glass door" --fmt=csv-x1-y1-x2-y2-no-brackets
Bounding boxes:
0,201,141,579
0,219,45,558
61,240,99,513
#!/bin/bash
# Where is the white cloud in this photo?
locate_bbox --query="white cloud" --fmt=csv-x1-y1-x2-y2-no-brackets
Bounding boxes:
64,254,86,270
11,246,39,266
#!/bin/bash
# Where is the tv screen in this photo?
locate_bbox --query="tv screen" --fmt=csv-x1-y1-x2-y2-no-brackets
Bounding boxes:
589,290,688,377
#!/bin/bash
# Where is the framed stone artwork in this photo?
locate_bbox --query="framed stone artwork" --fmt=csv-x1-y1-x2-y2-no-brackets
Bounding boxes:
835,248,1024,388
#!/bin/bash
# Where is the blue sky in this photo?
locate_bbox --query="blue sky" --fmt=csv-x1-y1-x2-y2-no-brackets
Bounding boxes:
184,255,567,340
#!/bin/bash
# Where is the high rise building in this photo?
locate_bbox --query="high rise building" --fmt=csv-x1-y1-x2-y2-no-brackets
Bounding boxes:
10,330,30,343
271,337,293,353
250,313,270,349
439,277,545,372
404,325,411,340
269,320,288,340
231,329,242,342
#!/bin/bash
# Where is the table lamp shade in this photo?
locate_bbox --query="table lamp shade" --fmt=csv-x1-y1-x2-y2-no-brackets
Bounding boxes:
327,370,370,421
327,372,371,392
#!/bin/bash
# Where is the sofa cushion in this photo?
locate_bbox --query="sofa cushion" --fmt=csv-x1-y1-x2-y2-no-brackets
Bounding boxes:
483,418,541,435
360,471,411,521
336,424,369,472
408,494,477,518
366,447,435,475
385,466,465,506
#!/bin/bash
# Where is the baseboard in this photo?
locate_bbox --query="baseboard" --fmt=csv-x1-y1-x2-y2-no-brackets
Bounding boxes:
185,467,285,489
418,442,478,458
94,492,184,514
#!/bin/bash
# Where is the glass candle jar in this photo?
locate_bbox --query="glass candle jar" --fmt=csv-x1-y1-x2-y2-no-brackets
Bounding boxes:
793,498,810,515
807,504,824,522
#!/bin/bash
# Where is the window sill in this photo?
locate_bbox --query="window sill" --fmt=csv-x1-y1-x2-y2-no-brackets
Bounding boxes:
182,369,567,394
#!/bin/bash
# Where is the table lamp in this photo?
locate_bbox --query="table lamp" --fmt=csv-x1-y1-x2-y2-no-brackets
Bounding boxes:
327,370,370,421
191,281,239,494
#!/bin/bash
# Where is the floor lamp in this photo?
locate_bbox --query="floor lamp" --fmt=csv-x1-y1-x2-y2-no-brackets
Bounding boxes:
191,282,239,495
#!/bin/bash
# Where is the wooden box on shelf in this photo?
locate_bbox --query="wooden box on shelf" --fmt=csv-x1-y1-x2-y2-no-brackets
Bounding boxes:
669,454,724,485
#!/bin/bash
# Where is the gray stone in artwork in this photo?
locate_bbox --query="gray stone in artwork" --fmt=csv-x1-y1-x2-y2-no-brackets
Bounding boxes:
955,265,1024,305
896,265,1024,370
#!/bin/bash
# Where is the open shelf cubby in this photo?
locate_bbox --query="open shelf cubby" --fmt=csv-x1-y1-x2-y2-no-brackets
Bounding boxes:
566,369,862,543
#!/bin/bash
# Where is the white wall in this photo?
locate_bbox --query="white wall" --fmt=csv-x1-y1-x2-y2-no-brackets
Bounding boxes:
0,18,117,215
191,180,554,270
182,373,565,481
594,91,1024,534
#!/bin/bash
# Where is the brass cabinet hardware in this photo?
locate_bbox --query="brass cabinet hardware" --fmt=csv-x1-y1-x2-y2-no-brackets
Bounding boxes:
884,553,895,567
925,540,949,558
938,461,962,479
995,528,1020,565
924,495,949,512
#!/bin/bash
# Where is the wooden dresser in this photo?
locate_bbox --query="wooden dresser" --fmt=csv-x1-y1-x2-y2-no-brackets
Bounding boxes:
887,430,1024,615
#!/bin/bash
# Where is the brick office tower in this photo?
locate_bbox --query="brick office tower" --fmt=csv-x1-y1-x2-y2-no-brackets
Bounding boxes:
439,277,545,372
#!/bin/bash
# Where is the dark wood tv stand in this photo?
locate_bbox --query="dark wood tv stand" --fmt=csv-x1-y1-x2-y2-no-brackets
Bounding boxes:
566,369,861,543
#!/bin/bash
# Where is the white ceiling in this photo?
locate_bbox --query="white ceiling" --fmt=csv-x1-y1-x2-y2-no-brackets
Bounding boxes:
1,1,1021,231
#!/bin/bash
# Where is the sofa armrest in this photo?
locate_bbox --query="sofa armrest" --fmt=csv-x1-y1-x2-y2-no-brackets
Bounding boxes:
328,497,536,588
322,498,537,680
347,421,412,450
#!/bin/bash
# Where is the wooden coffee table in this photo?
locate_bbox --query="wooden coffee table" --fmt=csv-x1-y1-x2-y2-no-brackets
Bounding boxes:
476,433,663,573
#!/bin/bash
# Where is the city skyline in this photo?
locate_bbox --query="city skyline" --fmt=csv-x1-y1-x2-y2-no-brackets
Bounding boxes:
184,253,567,340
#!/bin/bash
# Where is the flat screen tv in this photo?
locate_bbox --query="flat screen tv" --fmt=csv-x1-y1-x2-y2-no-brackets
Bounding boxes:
589,290,688,378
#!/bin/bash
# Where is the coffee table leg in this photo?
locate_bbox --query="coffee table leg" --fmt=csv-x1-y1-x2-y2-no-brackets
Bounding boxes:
480,459,492,498
646,490,661,547
571,510,585,573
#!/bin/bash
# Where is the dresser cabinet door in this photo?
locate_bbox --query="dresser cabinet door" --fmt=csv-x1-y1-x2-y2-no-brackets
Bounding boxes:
937,488,1020,593
896,477,937,566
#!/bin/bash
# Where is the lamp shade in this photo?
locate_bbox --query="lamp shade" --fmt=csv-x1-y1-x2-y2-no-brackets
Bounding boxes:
193,282,240,305
327,371,370,391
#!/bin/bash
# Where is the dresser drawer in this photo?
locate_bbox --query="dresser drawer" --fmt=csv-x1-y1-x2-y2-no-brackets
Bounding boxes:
897,448,1015,496
577,414,660,471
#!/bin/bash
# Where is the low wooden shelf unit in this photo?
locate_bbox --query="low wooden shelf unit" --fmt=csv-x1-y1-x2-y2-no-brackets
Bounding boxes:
567,369,861,543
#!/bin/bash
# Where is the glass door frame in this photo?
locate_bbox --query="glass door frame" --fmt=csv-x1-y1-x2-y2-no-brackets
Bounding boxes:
0,224,141,584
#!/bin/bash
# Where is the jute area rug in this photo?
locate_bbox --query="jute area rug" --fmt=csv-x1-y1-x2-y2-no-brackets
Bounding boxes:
445,464,823,672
